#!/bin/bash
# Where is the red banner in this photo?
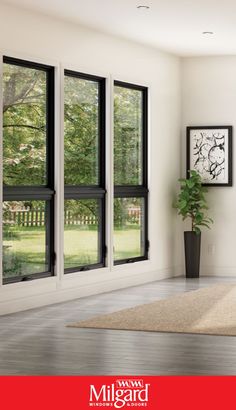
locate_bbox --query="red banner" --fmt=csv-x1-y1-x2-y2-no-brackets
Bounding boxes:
1,376,236,409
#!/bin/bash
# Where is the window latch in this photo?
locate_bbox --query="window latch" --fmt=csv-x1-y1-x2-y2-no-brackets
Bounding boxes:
80,266,90,271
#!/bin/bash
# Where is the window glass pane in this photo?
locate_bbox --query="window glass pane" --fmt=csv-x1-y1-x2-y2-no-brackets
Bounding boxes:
64,199,100,269
114,197,145,261
114,86,143,185
3,201,49,279
3,63,47,185
64,75,99,185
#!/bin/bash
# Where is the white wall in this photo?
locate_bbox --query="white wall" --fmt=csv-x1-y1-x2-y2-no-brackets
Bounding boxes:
182,57,236,276
0,4,182,314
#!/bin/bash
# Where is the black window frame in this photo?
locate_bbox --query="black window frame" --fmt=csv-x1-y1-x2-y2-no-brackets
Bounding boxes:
2,56,55,284
114,80,149,265
64,69,106,274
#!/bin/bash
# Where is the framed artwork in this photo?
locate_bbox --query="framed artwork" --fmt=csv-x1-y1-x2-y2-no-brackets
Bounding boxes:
186,126,233,186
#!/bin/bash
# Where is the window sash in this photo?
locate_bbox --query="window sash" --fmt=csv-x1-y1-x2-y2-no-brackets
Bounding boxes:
114,80,148,188
64,70,106,189
113,194,149,265
64,197,106,274
3,199,55,284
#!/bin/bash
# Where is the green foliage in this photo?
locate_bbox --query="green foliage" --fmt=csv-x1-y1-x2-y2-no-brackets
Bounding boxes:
64,199,98,219
3,65,142,192
3,64,142,241
114,86,142,185
3,64,47,185
114,197,141,227
174,170,213,234
64,76,99,185
3,247,23,278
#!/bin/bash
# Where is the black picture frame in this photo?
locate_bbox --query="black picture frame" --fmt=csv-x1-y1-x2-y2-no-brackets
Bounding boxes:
186,125,233,187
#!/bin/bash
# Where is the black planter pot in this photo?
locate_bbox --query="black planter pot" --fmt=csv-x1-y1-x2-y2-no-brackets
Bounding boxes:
184,231,201,278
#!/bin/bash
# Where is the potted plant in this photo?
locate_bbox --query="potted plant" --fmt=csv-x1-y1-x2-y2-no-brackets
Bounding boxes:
174,170,213,278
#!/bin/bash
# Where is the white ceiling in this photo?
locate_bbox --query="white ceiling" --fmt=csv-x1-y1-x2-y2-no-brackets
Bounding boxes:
3,0,236,56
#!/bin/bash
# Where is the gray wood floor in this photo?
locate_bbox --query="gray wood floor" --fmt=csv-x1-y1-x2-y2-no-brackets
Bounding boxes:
1,276,236,375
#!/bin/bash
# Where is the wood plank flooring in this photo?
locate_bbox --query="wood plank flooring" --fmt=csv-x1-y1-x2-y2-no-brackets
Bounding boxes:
1,276,236,375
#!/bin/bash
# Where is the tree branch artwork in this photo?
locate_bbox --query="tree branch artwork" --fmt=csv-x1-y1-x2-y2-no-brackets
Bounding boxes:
187,126,232,186
193,131,225,181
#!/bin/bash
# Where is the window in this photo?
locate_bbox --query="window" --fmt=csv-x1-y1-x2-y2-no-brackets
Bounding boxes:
2,57,149,283
114,81,148,264
2,57,55,283
64,70,106,272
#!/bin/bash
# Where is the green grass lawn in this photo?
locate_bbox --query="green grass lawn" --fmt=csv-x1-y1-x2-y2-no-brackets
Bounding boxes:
3,226,142,277
113,228,142,260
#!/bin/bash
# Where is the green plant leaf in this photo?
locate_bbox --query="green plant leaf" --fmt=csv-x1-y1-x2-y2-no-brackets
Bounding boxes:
194,226,201,234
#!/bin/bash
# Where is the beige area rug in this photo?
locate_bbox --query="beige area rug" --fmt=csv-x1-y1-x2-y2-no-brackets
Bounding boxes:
68,284,236,336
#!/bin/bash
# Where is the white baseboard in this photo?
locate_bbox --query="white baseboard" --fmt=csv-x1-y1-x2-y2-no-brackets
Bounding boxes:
176,264,236,277
0,266,179,315
201,265,236,277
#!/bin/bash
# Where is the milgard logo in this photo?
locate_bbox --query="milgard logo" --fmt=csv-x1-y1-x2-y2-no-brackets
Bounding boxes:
89,379,150,408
